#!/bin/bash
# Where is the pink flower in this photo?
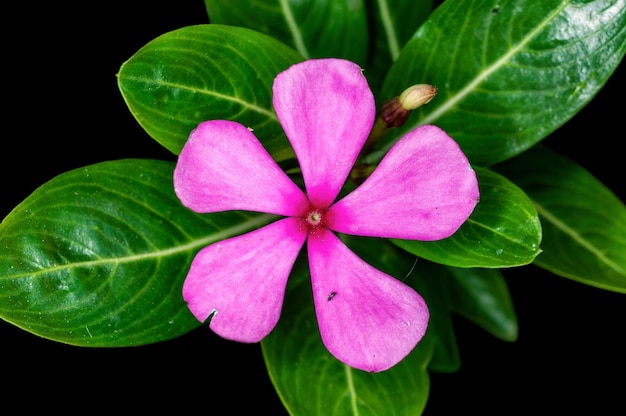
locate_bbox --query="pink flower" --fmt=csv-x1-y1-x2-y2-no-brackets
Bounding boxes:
173,58,479,372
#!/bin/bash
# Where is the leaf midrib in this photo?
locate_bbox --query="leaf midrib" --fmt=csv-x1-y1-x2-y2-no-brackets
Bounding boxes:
4,214,275,280
417,0,571,127
345,365,359,415
534,200,625,276
377,0,400,60
122,75,277,120
280,0,310,58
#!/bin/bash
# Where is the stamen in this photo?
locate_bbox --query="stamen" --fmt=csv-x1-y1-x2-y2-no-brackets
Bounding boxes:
303,207,326,230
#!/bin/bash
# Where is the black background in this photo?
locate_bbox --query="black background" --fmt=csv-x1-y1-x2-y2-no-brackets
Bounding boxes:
4,1,624,414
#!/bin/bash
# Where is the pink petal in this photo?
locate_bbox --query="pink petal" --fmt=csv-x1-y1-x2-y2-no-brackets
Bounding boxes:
174,120,309,216
307,228,429,372
272,59,376,208
182,218,307,342
327,125,479,240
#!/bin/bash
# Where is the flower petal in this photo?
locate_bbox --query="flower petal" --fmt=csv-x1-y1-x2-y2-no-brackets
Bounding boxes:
307,228,429,372
327,125,479,240
174,120,309,216
183,217,307,342
273,59,376,208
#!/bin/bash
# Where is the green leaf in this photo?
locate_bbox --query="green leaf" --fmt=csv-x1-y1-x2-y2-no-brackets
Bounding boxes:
364,0,434,95
204,0,369,64
407,261,460,373
117,24,303,160
262,254,433,415
408,262,517,373
393,167,542,268
375,0,626,166
494,145,626,292
0,159,275,346
446,267,518,342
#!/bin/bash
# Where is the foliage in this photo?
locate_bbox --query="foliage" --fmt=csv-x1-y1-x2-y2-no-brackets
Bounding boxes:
1,0,624,414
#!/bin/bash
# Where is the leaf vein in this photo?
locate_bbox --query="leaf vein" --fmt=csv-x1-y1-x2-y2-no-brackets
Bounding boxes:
420,0,571,126
534,201,625,275
4,214,275,280
279,0,309,58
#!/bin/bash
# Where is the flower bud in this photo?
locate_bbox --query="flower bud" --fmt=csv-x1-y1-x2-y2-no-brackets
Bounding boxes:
380,84,437,128
399,84,438,110
353,83,439,184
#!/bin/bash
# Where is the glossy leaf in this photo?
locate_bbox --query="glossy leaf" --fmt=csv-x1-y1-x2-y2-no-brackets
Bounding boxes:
0,159,275,346
494,145,626,292
375,0,626,166
411,264,460,373
446,267,518,342
406,262,516,373
393,167,542,268
117,24,303,159
204,0,369,64
262,253,433,415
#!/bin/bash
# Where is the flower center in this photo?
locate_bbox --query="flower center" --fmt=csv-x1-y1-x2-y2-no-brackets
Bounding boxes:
303,207,326,231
